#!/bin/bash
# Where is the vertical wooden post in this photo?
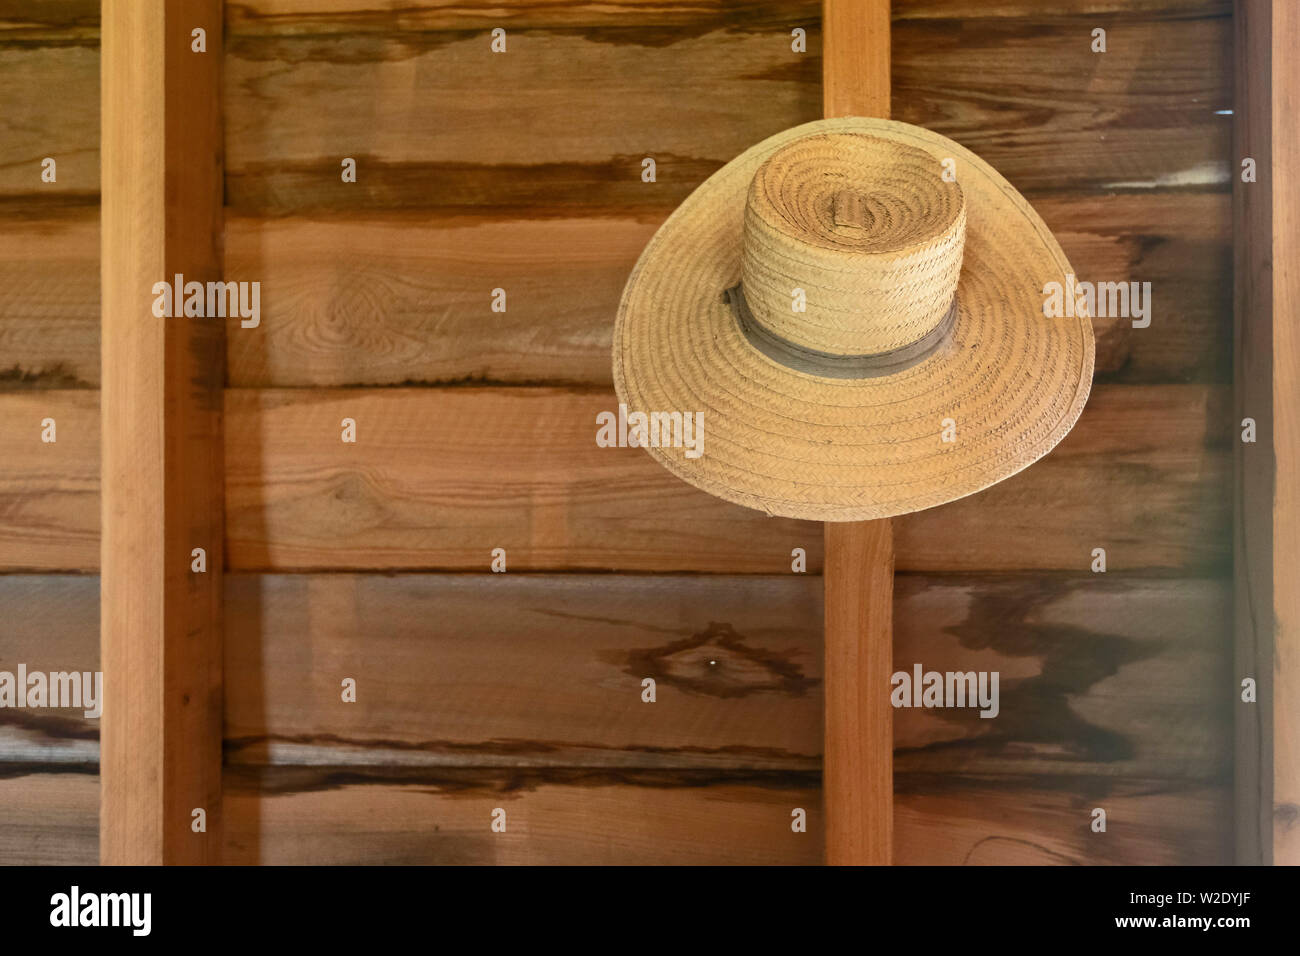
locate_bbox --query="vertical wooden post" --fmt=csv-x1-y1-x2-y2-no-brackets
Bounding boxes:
822,0,893,866
101,0,225,865
1233,0,1299,866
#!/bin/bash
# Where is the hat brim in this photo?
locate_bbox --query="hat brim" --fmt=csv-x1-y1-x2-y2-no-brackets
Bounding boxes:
613,117,1094,522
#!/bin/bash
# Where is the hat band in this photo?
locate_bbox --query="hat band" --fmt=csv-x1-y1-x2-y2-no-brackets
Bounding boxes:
724,284,958,380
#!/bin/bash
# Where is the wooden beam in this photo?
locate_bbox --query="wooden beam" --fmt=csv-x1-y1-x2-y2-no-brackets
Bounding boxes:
100,0,225,865
823,0,891,119
1233,0,1300,866
823,521,895,864
1227,0,1300,868
822,0,893,866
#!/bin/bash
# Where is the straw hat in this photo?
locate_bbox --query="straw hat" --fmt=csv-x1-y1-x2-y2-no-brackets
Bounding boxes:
612,117,1094,521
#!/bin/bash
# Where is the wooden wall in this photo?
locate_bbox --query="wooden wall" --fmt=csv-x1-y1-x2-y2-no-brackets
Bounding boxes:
0,0,1234,864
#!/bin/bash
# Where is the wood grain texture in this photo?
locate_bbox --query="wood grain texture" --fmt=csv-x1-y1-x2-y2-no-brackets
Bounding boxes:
823,0,889,118
0,391,99,569
0,575,99,767
823,520,894,864
0,384,1230,572
0,771,98,865
215,11,1230,215
1232,0,1273,867
821,0,893,868
0,768,1229,866
0,570,1231,865
221,573,1230,781
0,207,100,390
1268,0,1300,869
1234,0,1300,867
892,14,1232,196
214,194,1223,388
0,570,1231,782
99,0,224,865
0,35,98,200
0,6,1232,209
894,776,1230,865
0,194,1229,392
224,0,1229,33
218,767,1227,865
223,384,1231,573
222,14,820,216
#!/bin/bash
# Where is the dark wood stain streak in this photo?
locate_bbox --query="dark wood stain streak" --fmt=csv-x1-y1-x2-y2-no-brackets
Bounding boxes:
622,621,819,699
0,762,96,780
225,157,725,216
224,732,815,766
0,362,95,390
0,195,100,216
225,3,819,44
960,835,1082,865
0,710,98,742
224,764,820,798
901,578,1231,771
891,15,1232,195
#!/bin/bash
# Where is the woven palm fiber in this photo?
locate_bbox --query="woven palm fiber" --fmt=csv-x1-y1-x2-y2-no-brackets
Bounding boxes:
613,117,1095,521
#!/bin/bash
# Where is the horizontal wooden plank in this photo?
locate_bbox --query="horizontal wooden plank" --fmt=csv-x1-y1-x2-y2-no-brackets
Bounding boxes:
7,0,1228,37
225,573,1231,780
0,570,1230,781
0,769,97,865
224,384,1230,573
894,775,1230,865
0,195,1228,392
0,391,98,570
220,13,1228,214
223,19,820,215
0,41,98,200
225,0,819,34
892,15,1232,196
1039,192,1231,385
217,193,1227,389
0,384,1230,572
1,6,1230,207
0,574,99,765
894,0,1229,19
222,212,656,388
224,0,1228,34
0,207,99,389
0,767,1227,866
221,767,1228,864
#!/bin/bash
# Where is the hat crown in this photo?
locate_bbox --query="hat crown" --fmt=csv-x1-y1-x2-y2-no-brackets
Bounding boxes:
739,133,966,357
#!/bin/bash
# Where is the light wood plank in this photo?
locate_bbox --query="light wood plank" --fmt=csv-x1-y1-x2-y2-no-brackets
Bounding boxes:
223,385,1230,573
1232,0,1273,866
0,384,1230,572
218,15,1228,213
224,0,1228,34
220,573,1231,781
820,0,894,869
220,767,1227,865
0,391,98,570
1269,0,1300,870
1235,0,1300,868
0,772,98,865
0,193,1233,391
892,15,1231,195
99,0,224,865
823,520,894,863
